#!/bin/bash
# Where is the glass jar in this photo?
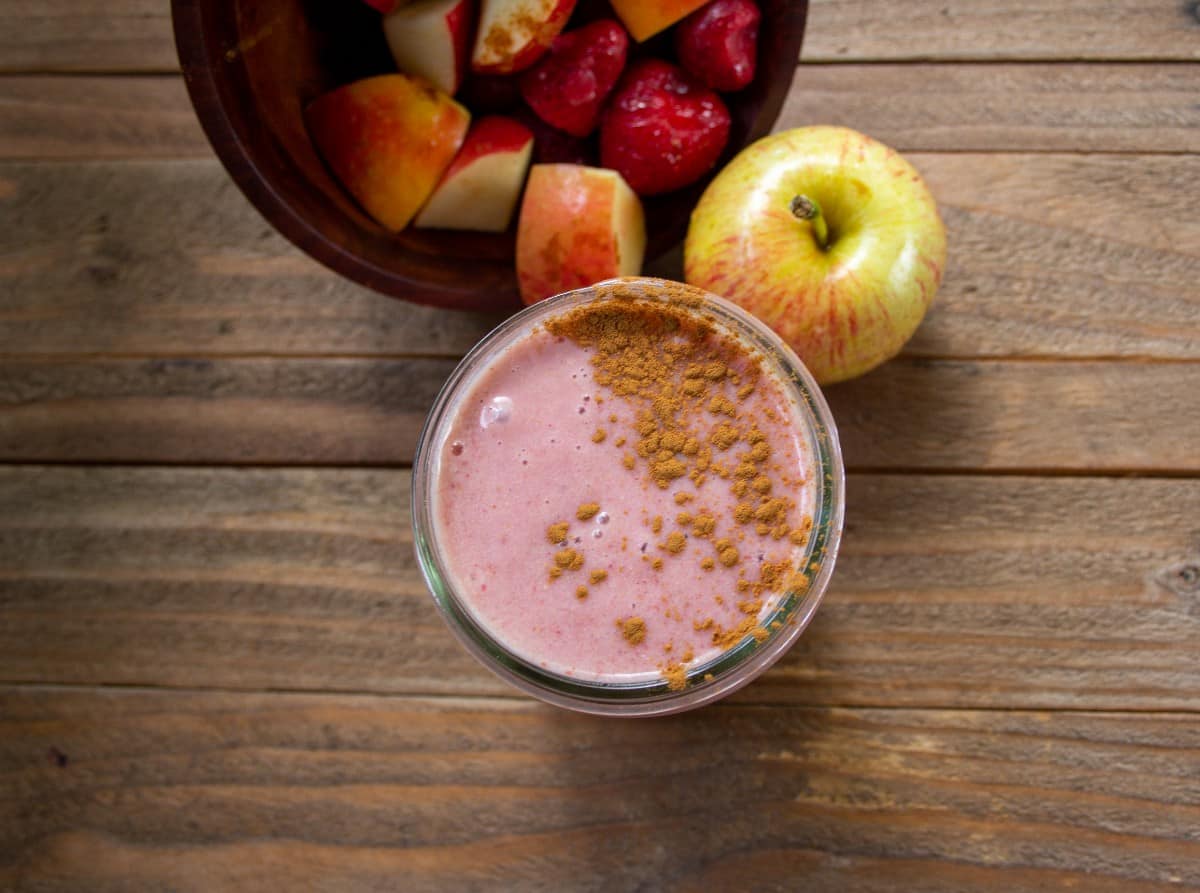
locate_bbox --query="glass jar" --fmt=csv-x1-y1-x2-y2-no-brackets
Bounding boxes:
411,277,844,716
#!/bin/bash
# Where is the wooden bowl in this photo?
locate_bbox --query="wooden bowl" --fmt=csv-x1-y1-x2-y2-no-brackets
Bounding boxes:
172,0,808,312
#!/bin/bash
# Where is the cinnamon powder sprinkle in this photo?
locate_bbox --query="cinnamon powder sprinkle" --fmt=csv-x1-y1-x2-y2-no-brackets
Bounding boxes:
554,549,584,571
540,291,813,664
620,617,646,645
662,662,688,691
716,540,739,567
590,569,608,584
576,503,600,521
576,586,588,600
711,617,769,649
546,522,569,545
711,424,740,450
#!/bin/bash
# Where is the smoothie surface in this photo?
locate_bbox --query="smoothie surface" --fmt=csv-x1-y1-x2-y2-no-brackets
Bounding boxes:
433,295,818,687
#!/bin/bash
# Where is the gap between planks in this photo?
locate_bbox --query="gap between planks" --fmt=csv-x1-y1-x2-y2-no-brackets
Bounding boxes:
0,460,1195,482
3,680,1199,717
5,352,1200,365
0,461,1197,480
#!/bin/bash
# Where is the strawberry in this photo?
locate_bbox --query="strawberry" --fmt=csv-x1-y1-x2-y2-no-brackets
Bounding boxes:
599,58,731,196
519,19,630,138
675,0,762,93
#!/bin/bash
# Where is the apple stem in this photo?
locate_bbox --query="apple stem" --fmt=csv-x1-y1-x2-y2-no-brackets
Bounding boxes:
790,195,829,251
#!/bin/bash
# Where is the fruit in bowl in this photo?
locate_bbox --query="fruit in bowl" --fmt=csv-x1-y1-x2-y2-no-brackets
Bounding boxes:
172,0,807,311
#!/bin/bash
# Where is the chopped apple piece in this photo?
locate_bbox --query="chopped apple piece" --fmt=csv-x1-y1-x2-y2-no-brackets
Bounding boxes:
383,0,475,95
515,164,646,304
415,116,534,232
306,74,470,232
472,0,577,74
608,0,710,42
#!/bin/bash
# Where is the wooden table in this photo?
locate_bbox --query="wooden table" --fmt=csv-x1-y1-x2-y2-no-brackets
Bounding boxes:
2,2,1199,889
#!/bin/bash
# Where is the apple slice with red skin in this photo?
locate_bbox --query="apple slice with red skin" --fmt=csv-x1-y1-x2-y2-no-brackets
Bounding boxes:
516,164,645,304
383,0,476,95
607,0,708,41
306,74,470,232
675,0,761,92
415,116,534,232
472,0,578,74
519,18,629,138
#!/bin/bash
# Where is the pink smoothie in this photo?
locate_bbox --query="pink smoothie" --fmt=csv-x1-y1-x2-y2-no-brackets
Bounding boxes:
431,291,819,687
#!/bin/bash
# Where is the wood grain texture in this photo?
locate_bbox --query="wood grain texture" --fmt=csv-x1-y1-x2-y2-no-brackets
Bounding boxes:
781,63,1200,152
0,160,505,357
0,0,177,73
1,356,1197,470
803,0,1200,62
2,154,1198,360
0,75,206,159
6,64,1198,161
3,1,1198,72
2,688,1199,892
0,356,457,465
3,467,1198,710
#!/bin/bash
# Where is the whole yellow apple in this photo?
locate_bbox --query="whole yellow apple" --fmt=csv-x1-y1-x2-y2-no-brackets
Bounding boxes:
684,126,947,385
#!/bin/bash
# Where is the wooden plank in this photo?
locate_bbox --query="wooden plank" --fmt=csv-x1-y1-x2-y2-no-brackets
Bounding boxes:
911,151,1200,359
5,64,1198,161
0,356,457,466
0,0,177,73
803,0,1200,62
828,358,1200,473
2,154,1196,359
0,75,207,159
2,468,1198,710
3,1,1198,72
0,160,505,358
780,63,1200,153
0,356,1196,470
1,688,1198,891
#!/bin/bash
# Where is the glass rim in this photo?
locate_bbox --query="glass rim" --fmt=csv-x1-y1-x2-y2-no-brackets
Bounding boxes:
411,277,845,717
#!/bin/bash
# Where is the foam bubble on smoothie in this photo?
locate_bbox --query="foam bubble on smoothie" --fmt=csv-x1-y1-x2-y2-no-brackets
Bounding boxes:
480,396,513,428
